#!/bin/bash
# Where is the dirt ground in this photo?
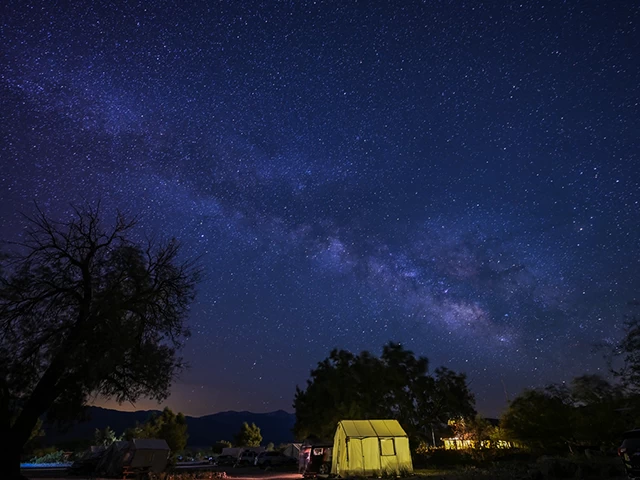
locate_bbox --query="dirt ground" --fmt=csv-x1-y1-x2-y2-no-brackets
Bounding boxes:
22,464,632,480
22,466,304,480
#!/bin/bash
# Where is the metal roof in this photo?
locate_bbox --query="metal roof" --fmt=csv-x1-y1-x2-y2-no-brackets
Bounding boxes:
337,419,407,438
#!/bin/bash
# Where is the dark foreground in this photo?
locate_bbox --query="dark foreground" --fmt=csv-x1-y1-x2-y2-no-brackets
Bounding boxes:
21,459,632,480
22,465,303,479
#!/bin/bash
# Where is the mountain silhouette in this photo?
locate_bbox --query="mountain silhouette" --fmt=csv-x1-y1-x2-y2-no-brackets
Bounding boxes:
43,406,296,447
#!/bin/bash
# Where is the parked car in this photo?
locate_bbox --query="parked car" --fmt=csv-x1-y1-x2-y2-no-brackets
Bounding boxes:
214,454,237,467
255,451,297,468
237,450,260,466
619,429,640,479
301,444,332,476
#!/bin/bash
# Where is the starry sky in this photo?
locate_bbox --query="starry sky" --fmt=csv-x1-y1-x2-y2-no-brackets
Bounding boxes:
1,1,639,418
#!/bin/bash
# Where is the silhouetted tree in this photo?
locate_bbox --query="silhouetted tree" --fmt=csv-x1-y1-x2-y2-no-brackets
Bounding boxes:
93,426,120,447
235,421,262,447
0,205,199,479
569,374,629,448
501,374,629,453
212,440,232,454
611,316,640,394
293,342,475,443
125,407,188,461
500,387,574,453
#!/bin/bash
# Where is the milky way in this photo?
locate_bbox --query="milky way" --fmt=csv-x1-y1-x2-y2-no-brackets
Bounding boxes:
1,1,639,416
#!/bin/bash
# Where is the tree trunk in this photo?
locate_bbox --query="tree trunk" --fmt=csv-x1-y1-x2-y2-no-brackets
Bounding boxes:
0,378,26,480
0,442,27,480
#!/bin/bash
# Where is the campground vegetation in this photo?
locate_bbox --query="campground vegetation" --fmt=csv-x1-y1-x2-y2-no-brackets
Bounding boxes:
0,205,200,479
125,407,189,461
234,421,262,447
494,315,640,455
293,320,640,477
294,342,475,443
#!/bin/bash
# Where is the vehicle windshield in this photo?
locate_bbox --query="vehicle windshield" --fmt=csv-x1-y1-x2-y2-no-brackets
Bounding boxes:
623,439,640,450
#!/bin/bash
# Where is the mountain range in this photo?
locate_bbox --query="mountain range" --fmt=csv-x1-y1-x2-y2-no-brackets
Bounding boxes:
43,406,296,448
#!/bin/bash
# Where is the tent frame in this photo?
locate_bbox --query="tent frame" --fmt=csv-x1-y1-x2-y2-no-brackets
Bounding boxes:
331,420,413,478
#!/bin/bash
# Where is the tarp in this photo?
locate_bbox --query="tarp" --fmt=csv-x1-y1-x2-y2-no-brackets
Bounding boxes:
282,443,302,458
331,420,413,477
93,439,170,476
131,438,170,473
95,441,130,476
221,447,245,458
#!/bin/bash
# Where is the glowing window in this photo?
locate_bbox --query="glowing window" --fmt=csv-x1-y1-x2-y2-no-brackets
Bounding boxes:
380,438,395,456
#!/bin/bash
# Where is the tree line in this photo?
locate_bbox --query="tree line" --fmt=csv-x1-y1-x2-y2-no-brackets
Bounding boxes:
293,318,640,454
89,412,263,459
2,205,638,479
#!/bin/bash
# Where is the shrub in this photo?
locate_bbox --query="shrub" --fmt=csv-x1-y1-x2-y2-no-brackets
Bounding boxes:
212,440,232,454
29,450,67,464
530,454,626,479
417,449,476,468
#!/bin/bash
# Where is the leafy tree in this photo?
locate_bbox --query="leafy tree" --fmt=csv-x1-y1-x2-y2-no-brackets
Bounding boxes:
235,421,262,447
610,316,640,393
293,342,475,443
126,407,189,460
569,374,630,448
501,375,629,453
450,416,493,447
500,387,574,452
0,205,199,479
212,440,232,454
266,442,275,451
93,426,120,447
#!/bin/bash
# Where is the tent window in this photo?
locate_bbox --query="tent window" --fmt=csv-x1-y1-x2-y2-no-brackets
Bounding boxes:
380,438,395,456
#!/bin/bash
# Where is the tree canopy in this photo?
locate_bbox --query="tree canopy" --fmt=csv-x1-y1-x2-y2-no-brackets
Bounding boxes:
125,407,189,460
610,316,640,394
0,205,199,479
93,426,121,447
234,421,262,447
500,374,632,452
293,342,475,443
212,440,232,454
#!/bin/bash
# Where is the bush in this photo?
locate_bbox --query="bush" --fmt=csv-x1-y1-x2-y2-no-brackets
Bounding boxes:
414,449,476,468
530,454,626,479
535,456,577,478
212,440,232,454
27,446,58,459
29,450,67,464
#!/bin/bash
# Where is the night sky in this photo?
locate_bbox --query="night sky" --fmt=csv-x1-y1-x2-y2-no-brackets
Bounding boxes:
1,1,639,418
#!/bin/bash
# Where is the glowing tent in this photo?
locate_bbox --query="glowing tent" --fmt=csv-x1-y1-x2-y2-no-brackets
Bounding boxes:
331,420,413,477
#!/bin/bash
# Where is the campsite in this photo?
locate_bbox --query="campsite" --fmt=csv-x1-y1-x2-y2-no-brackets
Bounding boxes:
18,415,632,480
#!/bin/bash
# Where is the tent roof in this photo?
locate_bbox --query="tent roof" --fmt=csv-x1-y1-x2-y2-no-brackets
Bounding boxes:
133,439,170,450
337,420,407,438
